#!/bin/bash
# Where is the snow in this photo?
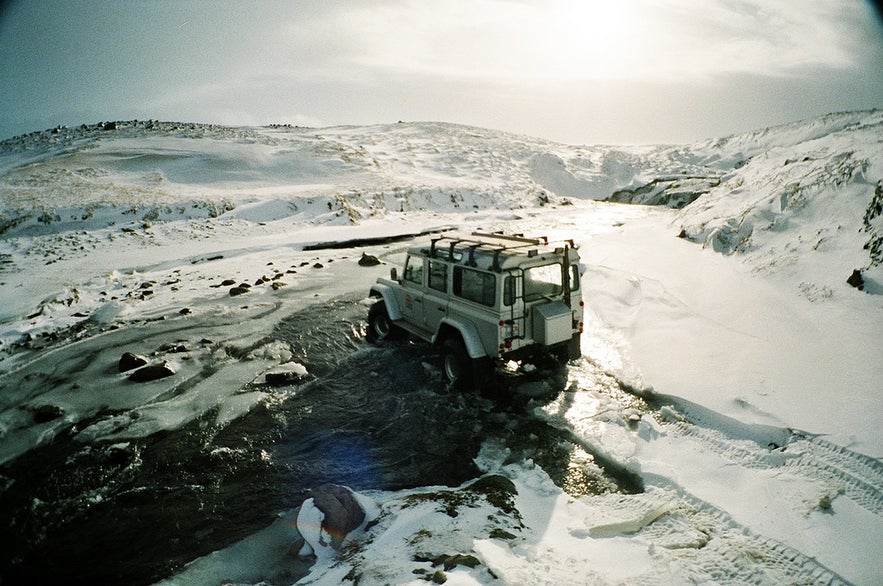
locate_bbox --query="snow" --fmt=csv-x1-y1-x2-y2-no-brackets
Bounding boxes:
1,113,881,585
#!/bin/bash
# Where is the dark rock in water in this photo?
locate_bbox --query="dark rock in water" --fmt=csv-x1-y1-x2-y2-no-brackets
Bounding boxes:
129,362,176,382
271,281,286,290
179,307,191,315
265,369,308,386
847,269,865,291
220,279,236,286
229,286,249,297
158,343,187,353
358,253,382,267
309,484,366,549
119,352,149,372
33,404,65,423
312,262,324,269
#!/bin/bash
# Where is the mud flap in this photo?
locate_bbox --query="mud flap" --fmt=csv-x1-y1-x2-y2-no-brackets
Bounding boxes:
568,332,582,361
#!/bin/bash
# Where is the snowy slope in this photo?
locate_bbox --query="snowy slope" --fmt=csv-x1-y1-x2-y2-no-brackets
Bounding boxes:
0,113,881,586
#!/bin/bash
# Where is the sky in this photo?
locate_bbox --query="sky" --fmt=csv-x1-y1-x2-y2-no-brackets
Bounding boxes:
0,0,881,145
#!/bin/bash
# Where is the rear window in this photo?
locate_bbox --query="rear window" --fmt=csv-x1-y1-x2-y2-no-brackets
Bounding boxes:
524,263,563,301
453,267,496,307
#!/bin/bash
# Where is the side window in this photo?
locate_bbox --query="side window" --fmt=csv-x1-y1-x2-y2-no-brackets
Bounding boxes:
404,257,424,285
569,264,580,291
454,267,497,307
428,260,447,292
504,276,516,306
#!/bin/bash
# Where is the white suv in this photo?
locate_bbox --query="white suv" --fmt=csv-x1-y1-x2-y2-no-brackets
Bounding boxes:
367,231,583,389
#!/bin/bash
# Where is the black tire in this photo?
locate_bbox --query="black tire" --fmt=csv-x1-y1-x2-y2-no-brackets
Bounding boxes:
366,300,401,343
443,336,473,389
443,335,497,391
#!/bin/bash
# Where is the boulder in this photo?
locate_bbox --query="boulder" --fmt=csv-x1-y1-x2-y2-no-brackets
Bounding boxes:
847,269,865,291
358,253,382,267
229,286,250,296
33,404,65,423
129,361,176,382
298,484,366,554
119,352,149,372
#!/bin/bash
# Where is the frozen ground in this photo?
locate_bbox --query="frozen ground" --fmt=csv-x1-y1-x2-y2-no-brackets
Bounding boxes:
0,113,881,585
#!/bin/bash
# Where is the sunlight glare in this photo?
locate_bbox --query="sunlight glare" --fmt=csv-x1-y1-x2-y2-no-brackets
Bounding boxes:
530,0,640,81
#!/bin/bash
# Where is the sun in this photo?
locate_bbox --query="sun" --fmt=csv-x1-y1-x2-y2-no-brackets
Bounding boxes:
543,0,639,80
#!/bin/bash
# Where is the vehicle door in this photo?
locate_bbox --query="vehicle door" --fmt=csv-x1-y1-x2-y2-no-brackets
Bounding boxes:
400,255,426,325
423,259,449,333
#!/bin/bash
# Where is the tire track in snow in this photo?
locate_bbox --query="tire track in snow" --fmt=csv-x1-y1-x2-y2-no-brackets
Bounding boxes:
649,394,883,517
638,475,852,586
551,363,868,583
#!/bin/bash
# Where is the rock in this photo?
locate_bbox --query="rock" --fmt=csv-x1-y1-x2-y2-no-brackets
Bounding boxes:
439,554,481,570
306,484,366,550
265,367,308,386
271,281,286,290
466,475,518,514
129,362,176,382
220,279,237,286
158,342,187,353
119,352,149,372
229,286,250,296
847,269,864,291
312,262,324,269
358,253,382,267
33,404,65,423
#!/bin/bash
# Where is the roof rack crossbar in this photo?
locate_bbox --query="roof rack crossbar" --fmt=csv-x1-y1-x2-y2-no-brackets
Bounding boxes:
471,231,548,246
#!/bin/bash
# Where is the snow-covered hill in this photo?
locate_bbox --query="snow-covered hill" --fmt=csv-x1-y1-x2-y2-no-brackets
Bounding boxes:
0,112,881,586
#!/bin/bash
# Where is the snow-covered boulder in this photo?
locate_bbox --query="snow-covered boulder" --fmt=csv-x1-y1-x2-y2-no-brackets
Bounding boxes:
296,484,377,559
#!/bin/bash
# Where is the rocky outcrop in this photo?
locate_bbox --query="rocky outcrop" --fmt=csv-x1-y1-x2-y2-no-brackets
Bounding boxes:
606,176,721,209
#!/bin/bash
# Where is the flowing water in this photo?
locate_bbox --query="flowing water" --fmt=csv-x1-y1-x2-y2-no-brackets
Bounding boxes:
0,297,633,585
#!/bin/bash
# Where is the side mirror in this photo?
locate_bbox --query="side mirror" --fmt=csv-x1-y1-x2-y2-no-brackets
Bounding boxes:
390,267,398,281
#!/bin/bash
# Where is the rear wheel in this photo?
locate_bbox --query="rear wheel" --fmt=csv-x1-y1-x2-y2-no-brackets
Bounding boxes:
442,335,495,391
443,336,472,389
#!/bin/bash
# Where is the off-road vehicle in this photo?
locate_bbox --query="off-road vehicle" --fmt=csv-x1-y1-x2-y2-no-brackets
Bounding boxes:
366,231,583,389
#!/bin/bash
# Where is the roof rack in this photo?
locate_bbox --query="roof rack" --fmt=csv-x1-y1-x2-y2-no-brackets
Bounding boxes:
426,231,552,272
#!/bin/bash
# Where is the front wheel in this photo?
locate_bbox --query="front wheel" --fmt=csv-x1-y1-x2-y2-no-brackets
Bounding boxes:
366,300,402,342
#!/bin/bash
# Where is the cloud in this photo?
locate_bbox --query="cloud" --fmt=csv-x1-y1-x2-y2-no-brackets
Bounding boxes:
319,0,880,83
